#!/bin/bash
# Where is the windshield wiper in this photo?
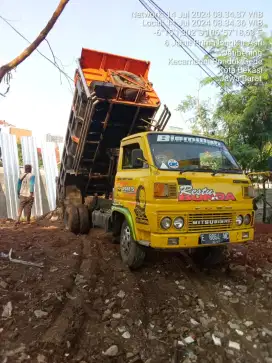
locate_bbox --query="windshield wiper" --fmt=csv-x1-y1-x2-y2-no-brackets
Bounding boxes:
211,168,243,176
180,167,214,174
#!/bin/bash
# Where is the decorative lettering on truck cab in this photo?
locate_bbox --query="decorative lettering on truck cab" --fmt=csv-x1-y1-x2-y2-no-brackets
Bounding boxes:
121,186,136,194
134,185,149,224
156,134,223,147
178,185,236,201
116,181,136,194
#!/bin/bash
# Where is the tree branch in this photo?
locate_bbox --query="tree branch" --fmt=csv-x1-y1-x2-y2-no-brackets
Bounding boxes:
0,0,70,83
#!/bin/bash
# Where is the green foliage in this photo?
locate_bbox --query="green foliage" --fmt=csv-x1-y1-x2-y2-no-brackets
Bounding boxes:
17,142,23,166
201,31,272,90
200,151,222,170
177,29,272,172
37,151,43,168
17,142,44,168
176,95,223,138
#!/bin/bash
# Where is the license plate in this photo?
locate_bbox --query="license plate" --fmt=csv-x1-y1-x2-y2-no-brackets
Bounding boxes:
200,232,230,245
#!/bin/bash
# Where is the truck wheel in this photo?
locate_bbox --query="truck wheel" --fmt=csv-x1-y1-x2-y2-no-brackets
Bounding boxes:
64,206,80,234
192,246,227,267
120,220,145,269
78,205,90,234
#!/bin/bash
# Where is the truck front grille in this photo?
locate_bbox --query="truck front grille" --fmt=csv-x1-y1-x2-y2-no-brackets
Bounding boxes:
188,213,233,232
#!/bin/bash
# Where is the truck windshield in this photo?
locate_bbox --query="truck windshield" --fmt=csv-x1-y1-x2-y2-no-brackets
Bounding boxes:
147,133,242,173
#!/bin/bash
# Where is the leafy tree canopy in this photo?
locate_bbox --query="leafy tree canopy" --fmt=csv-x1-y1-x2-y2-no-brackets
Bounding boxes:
177,29,272,172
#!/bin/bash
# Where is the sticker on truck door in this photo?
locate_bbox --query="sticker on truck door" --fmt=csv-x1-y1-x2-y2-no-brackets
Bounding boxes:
121,186,136,194
178,185,236,201
134,185,149,224
116,182,136,194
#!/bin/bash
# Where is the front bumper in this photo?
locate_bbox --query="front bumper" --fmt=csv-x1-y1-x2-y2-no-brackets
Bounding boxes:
148,228,254,249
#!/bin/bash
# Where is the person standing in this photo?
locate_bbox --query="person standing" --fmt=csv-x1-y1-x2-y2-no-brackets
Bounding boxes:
16,164,35,224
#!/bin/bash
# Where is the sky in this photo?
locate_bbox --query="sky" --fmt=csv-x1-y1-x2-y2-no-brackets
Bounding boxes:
0,0,271,144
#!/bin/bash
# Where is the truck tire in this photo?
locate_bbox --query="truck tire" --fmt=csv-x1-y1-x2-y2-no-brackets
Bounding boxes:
120,220,145,269
78,205,90,234
191,246,227,267
64,206,80,234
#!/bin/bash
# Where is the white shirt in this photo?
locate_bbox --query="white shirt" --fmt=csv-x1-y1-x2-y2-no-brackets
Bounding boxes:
19,173,35,197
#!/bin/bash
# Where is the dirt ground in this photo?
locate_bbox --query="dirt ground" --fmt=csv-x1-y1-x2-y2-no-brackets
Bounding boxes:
1,219,272,363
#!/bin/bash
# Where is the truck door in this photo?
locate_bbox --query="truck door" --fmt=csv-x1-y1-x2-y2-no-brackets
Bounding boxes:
115,138,150,230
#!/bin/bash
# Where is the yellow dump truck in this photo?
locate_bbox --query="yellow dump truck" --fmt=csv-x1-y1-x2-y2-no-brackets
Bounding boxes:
57,48,255,269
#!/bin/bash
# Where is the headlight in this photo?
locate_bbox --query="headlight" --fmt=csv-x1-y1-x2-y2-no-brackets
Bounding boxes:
160,217,172,230
244,214,251,225
173,217,184,229
236,215,243,226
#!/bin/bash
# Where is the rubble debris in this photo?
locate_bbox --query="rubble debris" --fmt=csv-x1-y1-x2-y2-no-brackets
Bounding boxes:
75,274,86,285
2,301,12,318
117,290,126,299
244,321,254,327
228,341,241,350
184,336,195,344
212,334,222,346
0,279,8,289
224,291,234,297
190,318,199,326
102,309,111,321
112,313,122,319
37,354,47,363
230,298,240,304
198,299,205,310
66,292,76,300
122,331,131,339
102,345,119,356
34,310,48,318
8,248,44,268
228,322,240,330
263,328,272,337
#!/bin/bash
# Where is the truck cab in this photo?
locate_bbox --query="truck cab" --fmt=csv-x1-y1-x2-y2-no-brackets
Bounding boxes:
111,131,254,268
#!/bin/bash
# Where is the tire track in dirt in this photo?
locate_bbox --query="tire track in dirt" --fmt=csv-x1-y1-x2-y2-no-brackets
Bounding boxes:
76,230,156,362
38,234,86,357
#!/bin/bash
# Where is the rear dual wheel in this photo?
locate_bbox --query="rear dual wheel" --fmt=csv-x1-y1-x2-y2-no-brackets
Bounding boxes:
64,205,90,234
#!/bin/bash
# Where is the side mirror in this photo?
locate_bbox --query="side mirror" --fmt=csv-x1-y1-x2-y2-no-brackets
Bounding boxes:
131,149,144,168
268,156,272,171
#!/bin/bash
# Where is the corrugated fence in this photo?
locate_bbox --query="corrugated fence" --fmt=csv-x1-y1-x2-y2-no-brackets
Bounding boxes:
0,133,19,219
0,133,63,219
41,141,58,211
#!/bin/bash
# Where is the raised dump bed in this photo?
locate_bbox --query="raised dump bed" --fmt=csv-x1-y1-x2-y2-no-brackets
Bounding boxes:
57,48,171,202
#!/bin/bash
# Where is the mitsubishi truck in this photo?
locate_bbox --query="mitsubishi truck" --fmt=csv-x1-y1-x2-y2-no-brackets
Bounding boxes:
57,47,255,269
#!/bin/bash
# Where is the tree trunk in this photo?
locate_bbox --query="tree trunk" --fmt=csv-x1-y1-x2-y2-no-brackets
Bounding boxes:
0,0,69,83
263,179,267,223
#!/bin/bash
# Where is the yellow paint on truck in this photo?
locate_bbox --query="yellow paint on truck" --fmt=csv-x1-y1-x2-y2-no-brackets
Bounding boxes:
114,131,254,249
